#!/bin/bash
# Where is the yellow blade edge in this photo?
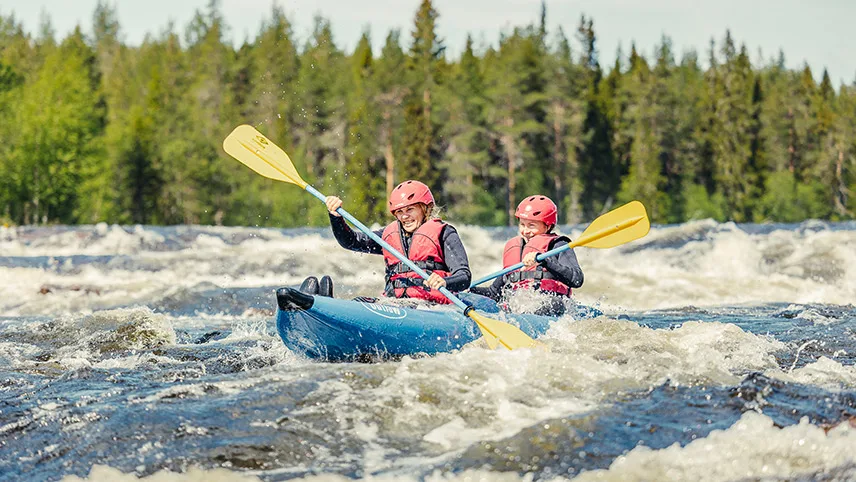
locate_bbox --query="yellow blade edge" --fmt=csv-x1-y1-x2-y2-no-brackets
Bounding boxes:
572,200,651,249
223,125,308,188
482,331,500,350
468,311,542,350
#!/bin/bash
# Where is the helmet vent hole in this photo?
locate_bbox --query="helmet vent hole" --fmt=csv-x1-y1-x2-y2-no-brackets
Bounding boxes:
533,211,541,216
407,193,414,200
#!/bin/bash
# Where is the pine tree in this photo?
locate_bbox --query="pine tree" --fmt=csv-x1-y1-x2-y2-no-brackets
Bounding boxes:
241,3,299,142
615,43,669,221
291,16,348,225
373,30,407,195
88,1,140,223
789,65,817,180
343,31,386,223
840,84,856,215
484,27,549,224
543,28,587,223
400,0,445,187
814,69,847,218
576,16,619,219
225,4,303,227
441,36,501,224
758,50,791,174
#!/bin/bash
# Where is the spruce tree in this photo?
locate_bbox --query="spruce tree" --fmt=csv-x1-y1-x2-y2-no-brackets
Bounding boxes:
576,16,619,219
344,31,386,223
441,36,501,224
292,17,348,225
401,0,445,187
373,30,407,195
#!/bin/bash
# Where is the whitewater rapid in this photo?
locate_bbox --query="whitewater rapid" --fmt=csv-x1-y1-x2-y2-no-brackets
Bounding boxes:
1,220,854,482
2,220,855,316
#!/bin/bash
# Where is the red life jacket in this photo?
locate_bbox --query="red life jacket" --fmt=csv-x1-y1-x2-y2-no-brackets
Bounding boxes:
501,234,572,297
381,219,452,304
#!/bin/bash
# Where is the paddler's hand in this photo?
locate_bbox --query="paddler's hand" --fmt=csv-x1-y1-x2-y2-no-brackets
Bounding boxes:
424,273,447,290
326,196,343,217
522,251,539,267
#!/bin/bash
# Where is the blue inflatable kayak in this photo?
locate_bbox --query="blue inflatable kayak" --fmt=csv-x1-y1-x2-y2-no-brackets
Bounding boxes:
275,287,564,361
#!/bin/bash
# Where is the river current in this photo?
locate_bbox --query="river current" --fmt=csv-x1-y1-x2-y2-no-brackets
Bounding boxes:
1,220,855,481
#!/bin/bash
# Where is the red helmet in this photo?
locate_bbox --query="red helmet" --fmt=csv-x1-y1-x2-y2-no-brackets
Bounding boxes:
515,195,558,225
388,180,435,213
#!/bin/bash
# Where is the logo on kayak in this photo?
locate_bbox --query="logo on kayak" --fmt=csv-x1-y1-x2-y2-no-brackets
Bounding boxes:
359,302,406,319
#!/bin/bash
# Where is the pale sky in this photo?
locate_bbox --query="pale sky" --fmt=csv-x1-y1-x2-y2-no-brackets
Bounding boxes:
2,0,854,86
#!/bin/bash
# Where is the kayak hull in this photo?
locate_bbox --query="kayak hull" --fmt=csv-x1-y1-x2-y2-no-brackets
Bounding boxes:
274,287,558,361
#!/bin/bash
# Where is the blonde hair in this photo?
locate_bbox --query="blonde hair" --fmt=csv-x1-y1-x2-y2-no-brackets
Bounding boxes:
423,203,442,220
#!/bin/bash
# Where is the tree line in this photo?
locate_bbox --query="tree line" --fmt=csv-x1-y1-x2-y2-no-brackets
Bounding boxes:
0,0,854,227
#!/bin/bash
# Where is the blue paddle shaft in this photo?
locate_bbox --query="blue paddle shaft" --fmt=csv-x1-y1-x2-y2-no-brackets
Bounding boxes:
469,244,570,287
304,185,469,311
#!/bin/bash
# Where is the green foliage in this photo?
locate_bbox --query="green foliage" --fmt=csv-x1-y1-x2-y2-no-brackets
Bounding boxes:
4,29,103,224
400,0,445,188
683,184,726,221
758,170,830,222
0,6,852,227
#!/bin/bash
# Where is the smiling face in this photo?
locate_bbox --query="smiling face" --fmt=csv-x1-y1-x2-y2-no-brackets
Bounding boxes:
518,218,549,240
393,204,427,233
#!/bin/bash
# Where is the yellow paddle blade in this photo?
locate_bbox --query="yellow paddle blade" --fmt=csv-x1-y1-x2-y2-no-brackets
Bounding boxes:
481,329,500,350
468,311,542,350
570,200,650,249
223,125,308,188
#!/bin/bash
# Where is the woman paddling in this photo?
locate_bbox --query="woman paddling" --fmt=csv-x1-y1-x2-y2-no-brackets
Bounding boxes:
299,180,472,303
470,195,583,316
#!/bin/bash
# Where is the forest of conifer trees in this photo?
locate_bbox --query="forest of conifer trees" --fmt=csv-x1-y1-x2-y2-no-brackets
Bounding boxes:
0,0,854,227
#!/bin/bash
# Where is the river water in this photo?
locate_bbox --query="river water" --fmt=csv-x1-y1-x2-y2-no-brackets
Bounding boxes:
1,220,855,481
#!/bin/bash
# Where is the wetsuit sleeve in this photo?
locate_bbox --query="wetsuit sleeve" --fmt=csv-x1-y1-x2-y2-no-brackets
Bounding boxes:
541,239,584,288
469,275,504,301
439,225,472,292
328,214,384,255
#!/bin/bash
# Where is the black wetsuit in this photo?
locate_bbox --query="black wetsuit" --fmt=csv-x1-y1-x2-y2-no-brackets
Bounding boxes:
329,214,472,293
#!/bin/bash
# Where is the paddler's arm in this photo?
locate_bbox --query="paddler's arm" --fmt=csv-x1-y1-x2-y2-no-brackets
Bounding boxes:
326,196,384,255
541,239,584,288
438,225,472,292
469,275,503,301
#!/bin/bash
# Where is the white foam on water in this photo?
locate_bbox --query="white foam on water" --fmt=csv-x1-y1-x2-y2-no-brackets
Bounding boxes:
62,465,264,481
541,317,785,387
3,222,856,315
771,356,856,390
265,316,788,477
795,308,841,325
2,307,181,372
92,353,183,370
62,465,549,482
52,411,856,481
571,411,856,482
0,227,382,315
0,341,41,367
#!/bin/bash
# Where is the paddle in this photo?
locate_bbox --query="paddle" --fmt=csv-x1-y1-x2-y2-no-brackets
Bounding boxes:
469,201,650,287
223,124,536,351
